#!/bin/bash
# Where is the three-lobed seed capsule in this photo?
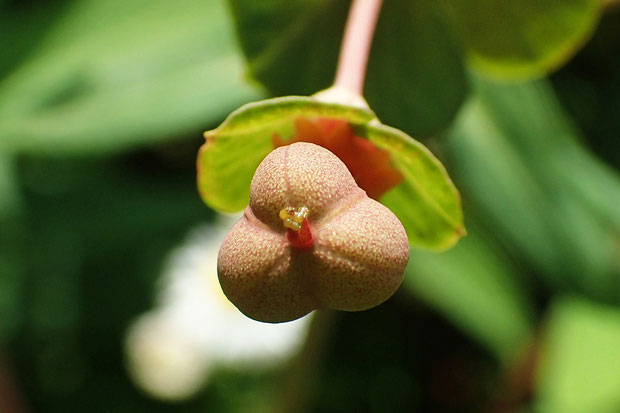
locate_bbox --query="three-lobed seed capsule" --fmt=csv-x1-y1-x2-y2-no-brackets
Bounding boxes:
217,142,410,323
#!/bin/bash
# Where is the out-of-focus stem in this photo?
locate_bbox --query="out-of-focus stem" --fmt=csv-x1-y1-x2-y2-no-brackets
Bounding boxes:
0,349,28,413
333,0,384,95
276,310,338,413
603,0,620,11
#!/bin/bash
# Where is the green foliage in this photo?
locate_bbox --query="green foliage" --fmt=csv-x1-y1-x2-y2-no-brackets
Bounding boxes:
447,78,620,302
405,221,534,360
1,0,620,411
442,0,602,78
364,0,468,137
536,296,620,413
400,75,620,362
228,0,604,140
227,0,348,96
2,156,214,412
0,0,260,155
228,0,468,138
197,95,464,250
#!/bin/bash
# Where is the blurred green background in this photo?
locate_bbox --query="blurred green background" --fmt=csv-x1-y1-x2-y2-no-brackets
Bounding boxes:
1,0,620,412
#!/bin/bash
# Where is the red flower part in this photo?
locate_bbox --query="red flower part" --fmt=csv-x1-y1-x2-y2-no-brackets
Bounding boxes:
273,118,404,200
286,218,314,250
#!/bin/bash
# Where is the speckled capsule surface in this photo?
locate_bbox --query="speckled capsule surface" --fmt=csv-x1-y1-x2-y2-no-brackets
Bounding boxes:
217,142,410,323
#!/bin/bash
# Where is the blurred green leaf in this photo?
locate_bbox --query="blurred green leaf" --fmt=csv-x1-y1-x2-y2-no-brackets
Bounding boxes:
6,153,216,409
0,224,23,341
405,221,534,359
447,93,561,277
198,95,464,250
361,0,468,138
0,0,67,79
446,78,620,302
0,153,20,217
228,0,467,137
536,296,620,413
473,79,620,232
0,0,260,155
0,250,24,341
0,153,23,340
442,0,602,79
227,0,347,96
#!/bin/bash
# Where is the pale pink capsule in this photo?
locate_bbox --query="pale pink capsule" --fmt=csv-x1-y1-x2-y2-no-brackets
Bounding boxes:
217,142,409,323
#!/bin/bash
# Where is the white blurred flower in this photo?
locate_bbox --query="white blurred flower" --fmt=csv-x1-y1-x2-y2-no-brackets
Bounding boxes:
125,310,211,401
125,214,312,401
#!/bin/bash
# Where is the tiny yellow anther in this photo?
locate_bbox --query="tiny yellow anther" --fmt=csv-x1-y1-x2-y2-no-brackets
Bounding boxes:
279,208,291,221
279,206,309,232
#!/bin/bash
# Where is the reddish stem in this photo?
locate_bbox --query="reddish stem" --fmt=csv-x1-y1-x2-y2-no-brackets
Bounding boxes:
333,0,384,95
0,349,28,413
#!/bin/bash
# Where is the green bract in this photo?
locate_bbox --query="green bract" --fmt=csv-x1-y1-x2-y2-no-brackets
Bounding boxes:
197,95,464,251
